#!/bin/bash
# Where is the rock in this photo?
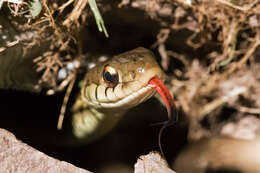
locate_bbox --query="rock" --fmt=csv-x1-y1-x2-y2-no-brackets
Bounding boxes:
0,128,92,173
134,152,176,173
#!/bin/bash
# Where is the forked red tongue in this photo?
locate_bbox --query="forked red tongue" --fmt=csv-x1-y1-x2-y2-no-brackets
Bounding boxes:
148,76,176,119
148,76,178,157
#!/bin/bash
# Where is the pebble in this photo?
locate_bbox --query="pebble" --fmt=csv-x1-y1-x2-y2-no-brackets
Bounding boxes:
57,68,67,80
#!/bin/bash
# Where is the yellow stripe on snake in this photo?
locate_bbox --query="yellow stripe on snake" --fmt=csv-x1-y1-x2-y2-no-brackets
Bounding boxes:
65,47,176,146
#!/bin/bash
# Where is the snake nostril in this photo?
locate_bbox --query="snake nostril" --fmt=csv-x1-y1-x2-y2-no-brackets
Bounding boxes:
130,71,136,79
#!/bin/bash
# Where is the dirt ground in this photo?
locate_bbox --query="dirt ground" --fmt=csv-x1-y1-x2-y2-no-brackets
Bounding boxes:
0,0,260,172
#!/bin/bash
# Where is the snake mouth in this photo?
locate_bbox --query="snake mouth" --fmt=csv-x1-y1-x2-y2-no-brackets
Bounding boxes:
84,75,165,109
92,83,156,109
89,76,175,113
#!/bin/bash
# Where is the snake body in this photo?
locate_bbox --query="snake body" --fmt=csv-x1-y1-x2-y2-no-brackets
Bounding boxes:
68,47,165,144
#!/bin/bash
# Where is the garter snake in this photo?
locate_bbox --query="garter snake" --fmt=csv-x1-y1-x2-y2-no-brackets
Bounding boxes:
65,47,176,147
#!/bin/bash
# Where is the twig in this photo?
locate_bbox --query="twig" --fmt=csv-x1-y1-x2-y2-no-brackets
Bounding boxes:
0,0,21,9
158,44,169,70
1,0,22,4
236,106,260,114
57,71,77,130
63,0,88,27
167,50,189,68
226,33,260,75
153,29,170,70
59,0,74,13
186,32,205,49
0,40,19,52
216,0,258,12
42,0,57,28
198,87,247,118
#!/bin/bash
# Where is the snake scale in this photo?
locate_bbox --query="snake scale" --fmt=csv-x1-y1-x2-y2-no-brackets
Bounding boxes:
64,47,177,149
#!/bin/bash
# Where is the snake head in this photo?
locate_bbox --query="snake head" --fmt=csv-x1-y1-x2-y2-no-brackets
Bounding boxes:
81,47,165,110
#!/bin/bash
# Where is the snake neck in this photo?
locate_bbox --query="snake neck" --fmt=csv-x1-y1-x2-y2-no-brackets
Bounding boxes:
69,96,126,144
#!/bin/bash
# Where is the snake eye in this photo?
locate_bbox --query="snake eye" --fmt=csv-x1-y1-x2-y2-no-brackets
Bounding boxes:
103,65,119,87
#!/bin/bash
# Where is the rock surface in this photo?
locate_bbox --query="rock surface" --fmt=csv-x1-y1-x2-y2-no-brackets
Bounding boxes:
0,128,92,173
134,152,176,173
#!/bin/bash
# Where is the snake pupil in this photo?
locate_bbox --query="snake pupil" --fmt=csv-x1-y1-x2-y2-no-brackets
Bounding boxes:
104,72,118,82
103,65,119,87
